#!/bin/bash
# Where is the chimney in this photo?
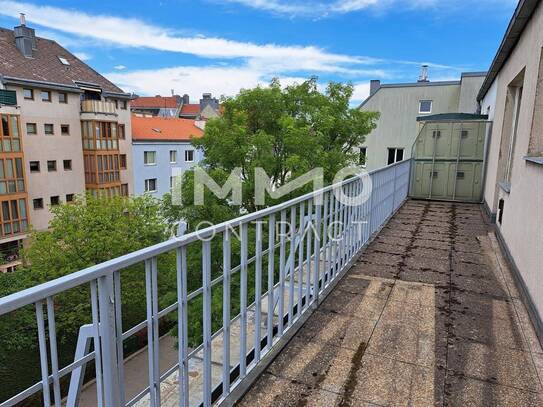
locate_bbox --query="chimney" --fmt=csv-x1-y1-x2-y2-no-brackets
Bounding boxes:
418,64,429,82
200,92,219,112
182,94,190,104
370,80,381,96
14,13,37,58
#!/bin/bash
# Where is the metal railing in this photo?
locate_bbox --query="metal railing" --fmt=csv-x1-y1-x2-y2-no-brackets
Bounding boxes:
81,100,117,115
0,160,411,407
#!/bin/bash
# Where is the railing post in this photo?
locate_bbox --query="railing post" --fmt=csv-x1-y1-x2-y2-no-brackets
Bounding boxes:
392,164,398,213
97,275,121,407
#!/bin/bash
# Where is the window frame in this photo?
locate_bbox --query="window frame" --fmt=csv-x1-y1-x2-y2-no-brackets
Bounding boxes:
65,193,75,203
170,150,177,164
26,122,37,135
50,196,60,206
33,198,44,210
63,159,72,171
41,90,52,103
387,147,405,165
47,160,57,172
184,149,194,162
359,147,367,167
23,88,34,100
58,92,68,104
61,124,70,136
418,100,433,114
144,178,157,193
119,154,127,170
44,123,54,135
29,161,40,173
144,151,157,166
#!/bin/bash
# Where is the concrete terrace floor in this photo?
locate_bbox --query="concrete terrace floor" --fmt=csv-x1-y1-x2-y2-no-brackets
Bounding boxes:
238,200,543,407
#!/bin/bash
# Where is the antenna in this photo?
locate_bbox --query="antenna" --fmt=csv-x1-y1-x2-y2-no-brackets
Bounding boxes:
418,64,429,82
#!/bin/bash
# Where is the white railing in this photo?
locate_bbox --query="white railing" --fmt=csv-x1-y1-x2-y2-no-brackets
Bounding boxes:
0,160,411,407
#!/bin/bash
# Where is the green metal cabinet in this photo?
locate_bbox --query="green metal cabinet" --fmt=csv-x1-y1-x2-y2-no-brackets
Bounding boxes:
410,120,488,202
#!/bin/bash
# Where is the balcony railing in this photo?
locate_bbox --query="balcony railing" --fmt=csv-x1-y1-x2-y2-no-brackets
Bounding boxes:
0,90,17,106
0,160,411,407
81,100,117,115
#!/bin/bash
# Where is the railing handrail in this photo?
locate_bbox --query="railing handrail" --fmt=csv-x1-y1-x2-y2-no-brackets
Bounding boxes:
0,160,409,315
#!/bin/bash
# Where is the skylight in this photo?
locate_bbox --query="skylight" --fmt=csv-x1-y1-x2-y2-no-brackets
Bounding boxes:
58,56,70,66
152,128,162,133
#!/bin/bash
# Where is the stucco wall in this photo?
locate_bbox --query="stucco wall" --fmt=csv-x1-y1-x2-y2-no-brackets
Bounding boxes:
132,141,203,197
360,83,461,170
482,2,543,319
10,86,86,230
458,75,486,113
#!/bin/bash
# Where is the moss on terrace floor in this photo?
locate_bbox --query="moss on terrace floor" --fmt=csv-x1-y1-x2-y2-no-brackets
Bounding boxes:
237,200,543,407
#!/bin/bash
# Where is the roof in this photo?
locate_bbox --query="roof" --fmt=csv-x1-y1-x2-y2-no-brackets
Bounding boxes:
0,27,126,95
416,113,489,122
131,116,204,142
132,96,179,109
180,104,200,115
477,0,541,101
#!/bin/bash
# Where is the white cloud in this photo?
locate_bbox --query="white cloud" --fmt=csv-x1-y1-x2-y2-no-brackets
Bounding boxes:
0,1,366,74
218,0,516,17
73,52,90,61
114,65,126,70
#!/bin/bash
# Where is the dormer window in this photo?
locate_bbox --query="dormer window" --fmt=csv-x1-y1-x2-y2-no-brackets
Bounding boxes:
58,56,70,66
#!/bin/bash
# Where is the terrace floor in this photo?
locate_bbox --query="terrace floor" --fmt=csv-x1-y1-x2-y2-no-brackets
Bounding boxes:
237,200,543,407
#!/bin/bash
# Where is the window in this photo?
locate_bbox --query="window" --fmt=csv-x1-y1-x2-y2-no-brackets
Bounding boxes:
50,196,60,206
81,120,119,150
58,92,68,104
58,56,70,66
419,100,432,114
26,123,37,135
41,91,51,102
120,100,127,110
44,124,54,135
0,158,25,194
47,160,57,172
0,114,22,152
29,161,40,173
387,148,404,165
0,198,28,236
528,49,543,156
63,160,72,171
61,124,70,136
359,147,367,167
144,151,156,165
121,183,129,197
84,154,120,185
66,194,74,203
185,150,194,162
120,154,127,169
499,70,525,188
23,88,34,100
170,176,174,190
170,150,177,163
33,198,43,210
118,124,125,139
144,178,157,192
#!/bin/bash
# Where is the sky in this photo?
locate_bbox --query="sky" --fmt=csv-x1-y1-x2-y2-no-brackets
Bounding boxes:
0,0,518,104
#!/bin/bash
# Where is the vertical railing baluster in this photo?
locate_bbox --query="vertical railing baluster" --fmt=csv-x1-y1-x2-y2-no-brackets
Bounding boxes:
240,223,248,378
267,214,275,349
254,221,263,362
202,240,212,407
331,191,339,279
345,182,352,262
113,272,126,407
35,300,51,407
305,200,312,305
177,246,189,407
46,297,61,407
288,206,296,326
145,259,160,407
321,191,329,287
278,210,286,335
222,230,231,398
90,281,104,407
313,196,322,303
297,203,304,315
338,185,345,271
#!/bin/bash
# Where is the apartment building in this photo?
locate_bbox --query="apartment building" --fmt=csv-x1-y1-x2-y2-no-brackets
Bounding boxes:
478,0,543,341
359,69,486,170
0,16,133,268
179,93,221,120
132,116,203,197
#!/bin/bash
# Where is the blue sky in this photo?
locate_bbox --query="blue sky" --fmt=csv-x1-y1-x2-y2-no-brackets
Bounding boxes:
0,0,517,104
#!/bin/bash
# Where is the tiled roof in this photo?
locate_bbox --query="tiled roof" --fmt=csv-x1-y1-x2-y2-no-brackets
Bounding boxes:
0,27,125,94
131,116,204,141
132,96,179,109
180,104,200,115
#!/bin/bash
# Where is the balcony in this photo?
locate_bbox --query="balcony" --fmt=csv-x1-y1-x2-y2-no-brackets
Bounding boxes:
0,160,542,407
81,99,117,115
0,90,17,106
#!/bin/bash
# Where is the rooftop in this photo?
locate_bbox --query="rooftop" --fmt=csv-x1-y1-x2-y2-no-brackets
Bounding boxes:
0,26,125,95
180,103,200,115
131,96,180,109
131,115,203,141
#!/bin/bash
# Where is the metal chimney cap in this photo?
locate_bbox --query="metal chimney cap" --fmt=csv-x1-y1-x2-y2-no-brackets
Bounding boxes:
19,13,26,26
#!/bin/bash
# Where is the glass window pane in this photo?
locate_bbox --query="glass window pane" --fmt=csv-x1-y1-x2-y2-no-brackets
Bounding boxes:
15,158,23,178
11,201,18,219
5,159,13,178
18,199,26,219
2,201,10,221
1,116,8,137
0,182,6,194
3,139,11,152
10,116,18,137
7,181,16,193
12,139,20,151
17,180,24,192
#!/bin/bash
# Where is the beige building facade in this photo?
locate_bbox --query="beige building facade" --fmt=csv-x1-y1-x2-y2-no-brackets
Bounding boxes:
478,0,543,339
359,72,486,171
0,18,133,267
